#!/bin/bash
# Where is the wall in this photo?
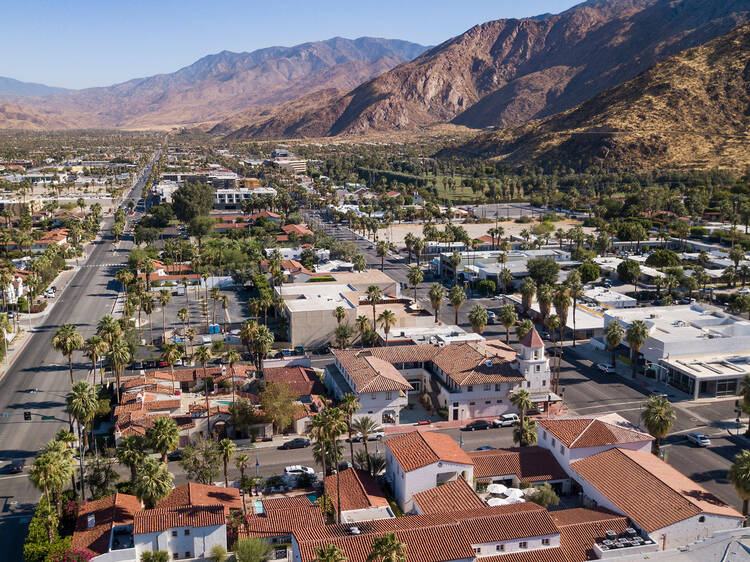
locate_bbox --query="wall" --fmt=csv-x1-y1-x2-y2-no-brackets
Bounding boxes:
654,514,743,551
354,390,408,425
134,524,225,560
286,305,356,349
472,534,559,556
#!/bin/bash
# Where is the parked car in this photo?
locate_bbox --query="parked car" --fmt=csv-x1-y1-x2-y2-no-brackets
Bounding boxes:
128,361,144,371
738,288,750,295
284,465,315,476
157,360,168,368
596,363,616,374
144,359,156,369
686,433,711,447
487,311,497,325
464,420,492,431
353,430,385,442
8,458,25,473
474,446,496,451
493,413,520,427
167,449,183,461
278,438,310,450
541,331,552,340
602,280,612,288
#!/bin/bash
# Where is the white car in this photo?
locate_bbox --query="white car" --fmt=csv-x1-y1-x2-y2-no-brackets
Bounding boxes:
284,465,315,476
353,431,385,442
493,413,520,427
596,363,616,374
738,288,750,295
686,433,711,447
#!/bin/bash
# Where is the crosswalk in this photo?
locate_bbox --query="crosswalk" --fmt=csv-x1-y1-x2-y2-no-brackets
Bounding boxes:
79,263,122,268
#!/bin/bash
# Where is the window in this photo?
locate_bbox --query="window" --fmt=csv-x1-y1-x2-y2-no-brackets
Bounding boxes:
542,538,550,546
484,384,491,391
468,385,473,392
469,401,475,406
173,555,179,560
560,445,564,454
526,381,531,387
496,544,505,552
543,431,547,439
172,530,178,537
495,384,501,391
386,391,392,400
535,365,541,372
485,401,491,404
496,400,502,404
473,548,481,554
542,380,546,386
519,542,528,549
551,438,556,446
184,529,190,536
371,393,376,400
184,553,191,559
699,516,706,523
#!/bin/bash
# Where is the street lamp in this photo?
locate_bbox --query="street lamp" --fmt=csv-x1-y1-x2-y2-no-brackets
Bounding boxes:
459,433,464,449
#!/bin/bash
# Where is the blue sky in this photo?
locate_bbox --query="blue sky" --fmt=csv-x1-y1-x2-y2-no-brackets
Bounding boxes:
2,0,581,89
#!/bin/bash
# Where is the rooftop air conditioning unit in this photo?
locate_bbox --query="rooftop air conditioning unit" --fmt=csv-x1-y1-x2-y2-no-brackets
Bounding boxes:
349,527,361,535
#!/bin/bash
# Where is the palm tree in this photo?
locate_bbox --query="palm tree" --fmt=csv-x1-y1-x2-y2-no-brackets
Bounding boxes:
339,393,360,464
134,456,174,508
52,323,83,385
367,533,406,562
333,306,347,326
516,319,534,341
536,284,552,323
83,335,108,386
178,307,190,334
226,349,241,406
728,450,750,520
449,251,462,285
66,381,98,451
97,314,122,349
147,416,180,463
513,416,538,448
605,321,625,368
355,316,371,348
510,389,533,446
640,395,676,456
407,266,423,303
378,309,397,346
428,283,444,323
448,285,466,325
310,414,331,479
567,270,583,346
519,278,537,314
366,285,382,329
108,336,131,403
314,544,347,562
322,408,347,523
626,320,649,379
116,434,146,482
552,285,571,349
158,290,171,344
351,416,381,474
545,314,562,393
161,342,184,396
235,452,249,484
376,240,389,271
498,304,517,345
210,287,221,326
218,438,236,488
195,345,213,437
221,294,230,333
468,304,488,334
142,293,155,344
251,324,274,374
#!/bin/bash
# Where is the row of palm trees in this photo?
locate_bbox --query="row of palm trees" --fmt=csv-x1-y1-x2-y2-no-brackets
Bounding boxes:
312,533,405,562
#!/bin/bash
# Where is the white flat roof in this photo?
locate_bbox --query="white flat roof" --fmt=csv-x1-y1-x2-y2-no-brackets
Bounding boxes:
278,283,357,312
662,352,750,379
583,287,637,307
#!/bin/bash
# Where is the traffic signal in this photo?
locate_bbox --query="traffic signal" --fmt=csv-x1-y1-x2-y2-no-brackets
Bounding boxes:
23,411,31,421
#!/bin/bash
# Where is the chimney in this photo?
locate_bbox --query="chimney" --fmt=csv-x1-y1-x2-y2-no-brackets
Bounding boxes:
87,513,95,528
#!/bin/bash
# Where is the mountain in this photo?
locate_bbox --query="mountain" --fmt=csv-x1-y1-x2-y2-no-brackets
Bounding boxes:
445,23,750,170
0,77,69,98
0,103,75,130
223,0,750,139
0,37,428,130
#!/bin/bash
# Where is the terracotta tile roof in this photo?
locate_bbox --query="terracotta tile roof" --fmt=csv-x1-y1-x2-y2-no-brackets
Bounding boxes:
386,431,472,472
481,548,568,562
520,326,544,348
457,502,558,544
412,478,484,514
537,418,653,449
151,364,255,383
156,483,242,511
282,224,314,236
332,349,413,393
430,340,522,386
243,497,324,538
264,365,325,398
262,496,317,510
324,468,389,512
571,448,743,532
72,493,141,556
470,446,568,482
133,504,226,534
115,413,195,438
552,508,629,562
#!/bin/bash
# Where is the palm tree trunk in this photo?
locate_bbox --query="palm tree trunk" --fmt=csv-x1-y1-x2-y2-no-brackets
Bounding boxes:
336,445,342,524
162,307,167,344
632,350,638,379
572,300,577,347
68,356,74,385
224,459,229,488
348,426,355,465
362,439,371,474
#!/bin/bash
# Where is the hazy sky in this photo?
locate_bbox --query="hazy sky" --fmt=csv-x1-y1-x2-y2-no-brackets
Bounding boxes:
2,0,581,89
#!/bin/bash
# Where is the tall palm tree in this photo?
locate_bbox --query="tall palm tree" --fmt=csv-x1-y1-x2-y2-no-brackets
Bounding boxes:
178,307,190,333
333,306,347,326
66,381,98,451
468,304,488,334
566,271,583,346
407,266,423,303
428,283,444,323
235,452,249,484
210,287,221,326
626,320,650,379
147,416,180,463
159,290,171,344
161,342,183,396
513,416,538,448
640,395,676,456
367,533,406,562
225,349,241,406
376,240,389,271
322,407,348,523
97,314,122,350
448,285,466,325
498,304,517,345
83,335,108,386
239,320,257,354
728,450,750,520
377,309,397,346
352,416,382,474
605,321,625,368
134,456,174,509
339,393,360,464
116,434,146,482
218,438,236,488
355,316,371,348
251,324,274,374
195,345,213,437
314,544,348,562
552,285,571,344
221,294,230,333
510,389,533,446
108,336,131,403
52,323,83,385
545,314,562,393
142,293,155,345
366,285,382,329
519,278,537,314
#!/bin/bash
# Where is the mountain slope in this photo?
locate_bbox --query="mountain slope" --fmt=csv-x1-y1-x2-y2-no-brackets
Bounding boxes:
0,37,427,129
224,0,749,139
0,77,70,98
0,103,75,130
445,23,750,170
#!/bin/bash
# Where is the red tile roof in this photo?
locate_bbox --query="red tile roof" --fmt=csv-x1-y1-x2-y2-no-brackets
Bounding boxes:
72,493,141,556
552,508,629,562
324,468,389,513
133,504,226,534
412,477,484,514
469,446,568,483
537,418,653,449
264,365,325,398
520,326,544,348
156,483,242,511
386,431,472,472
457,502,558,544
571,448,743,532
481,548,568,562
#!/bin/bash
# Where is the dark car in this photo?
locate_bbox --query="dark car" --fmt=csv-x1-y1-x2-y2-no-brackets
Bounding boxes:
279,438,310,450
144,359,156,369
129,361,144,371
464,420,492,431
167,449,183,461
8,458,25,473
474,445,496,451
157,360,169,368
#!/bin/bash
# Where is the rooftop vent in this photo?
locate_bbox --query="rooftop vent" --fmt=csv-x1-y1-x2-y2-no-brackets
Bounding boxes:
87,513,95,529
485,360,493,367
349,527,361,535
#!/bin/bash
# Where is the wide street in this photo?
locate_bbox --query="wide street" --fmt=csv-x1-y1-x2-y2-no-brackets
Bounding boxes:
0,152,159,558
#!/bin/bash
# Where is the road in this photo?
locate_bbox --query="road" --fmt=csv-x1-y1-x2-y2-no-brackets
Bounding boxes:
0,151,159,558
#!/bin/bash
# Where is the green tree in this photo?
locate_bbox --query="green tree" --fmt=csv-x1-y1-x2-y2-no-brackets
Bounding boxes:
625,320,649,379
468,304,488,334
519,278,537,313
378,309,397,346
333,306,347,326
640,395,676,456
527,483,560,508
448,285,466,325
428,283,444,323
578,262,600,284
161,341,184,396
66,381,98,451
366,285,382,330
376,240,389,271
407,266,423,303
134,456,174,509
516,319,534,341
234,537,272,562
510,389,533,446
313,544,347,562
158,290,171,344
513,416,538,448
351,416,382,474
259,381,299,433
147,416,179,463
52,323,83,385
339,393,361,465
141,552,170,562
367,532,406,562
195,345,214,436
180,435,222,484
526,257,560,286
498,304,518,345
567,270,583,347
108,336,132,403
117,434,146,482
617,260,641,285
536,284,552,323
728,450,750,519
171,181,214,223
218,438,236,488
605,321,625,368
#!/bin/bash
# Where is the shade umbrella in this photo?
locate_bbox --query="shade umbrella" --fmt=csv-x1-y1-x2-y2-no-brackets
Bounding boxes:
487,497,509,506
505,488,524,499
487,483,508,495
507,497,525,504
